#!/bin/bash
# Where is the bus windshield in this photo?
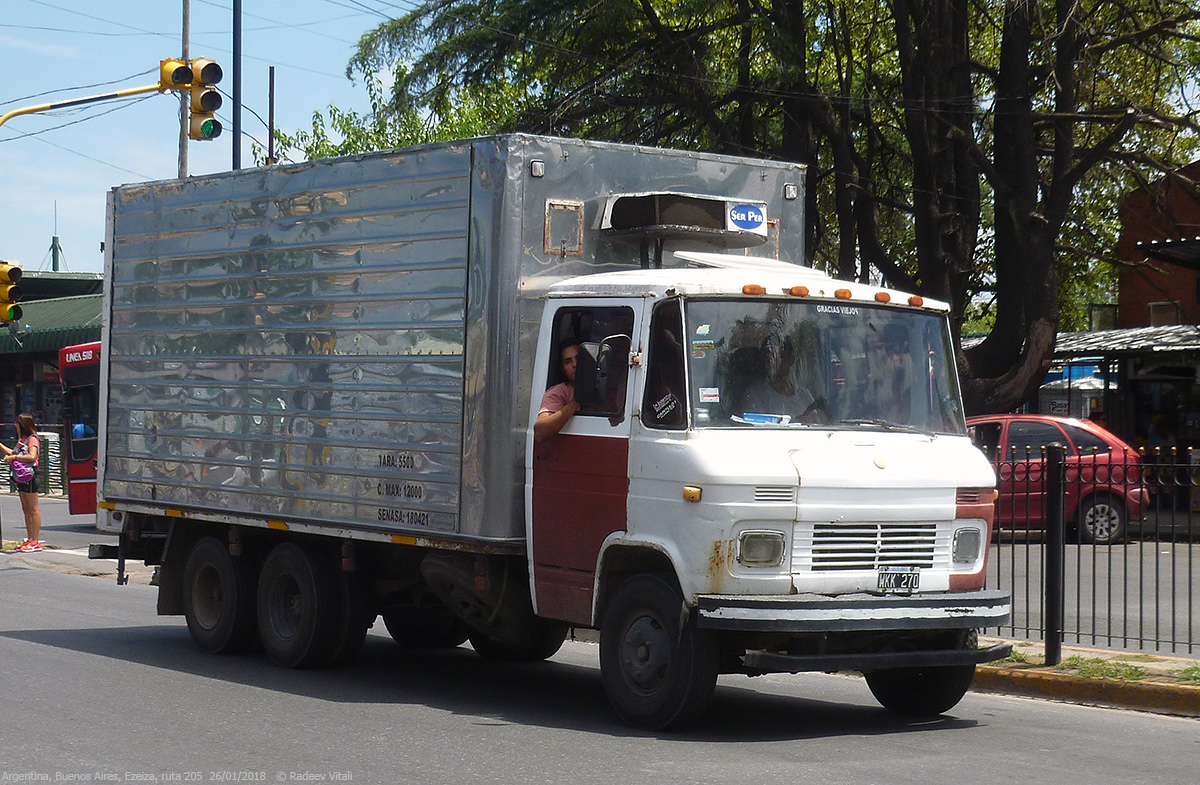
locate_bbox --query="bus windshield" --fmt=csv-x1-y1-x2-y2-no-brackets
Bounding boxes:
683,299,965,435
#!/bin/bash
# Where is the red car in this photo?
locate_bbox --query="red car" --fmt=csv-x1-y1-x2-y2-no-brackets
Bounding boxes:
966,414,1148,545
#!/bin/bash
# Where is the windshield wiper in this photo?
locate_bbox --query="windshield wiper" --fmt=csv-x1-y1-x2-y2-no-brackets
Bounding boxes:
835,418,926,434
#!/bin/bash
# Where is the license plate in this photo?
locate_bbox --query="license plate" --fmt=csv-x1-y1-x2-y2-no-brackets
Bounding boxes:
877,566,920,593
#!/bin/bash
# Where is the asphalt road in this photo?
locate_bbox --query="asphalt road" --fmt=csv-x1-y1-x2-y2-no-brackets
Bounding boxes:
3,556,1200,784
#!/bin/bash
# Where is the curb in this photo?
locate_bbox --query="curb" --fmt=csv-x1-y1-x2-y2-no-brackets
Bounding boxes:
974,665,1200,717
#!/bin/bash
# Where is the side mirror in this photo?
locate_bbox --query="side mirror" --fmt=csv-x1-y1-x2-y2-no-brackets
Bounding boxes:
575,334,631,407
575,341,611,406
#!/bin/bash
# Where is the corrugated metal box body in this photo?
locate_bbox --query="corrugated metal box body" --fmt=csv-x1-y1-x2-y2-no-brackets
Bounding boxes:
102,135,805,543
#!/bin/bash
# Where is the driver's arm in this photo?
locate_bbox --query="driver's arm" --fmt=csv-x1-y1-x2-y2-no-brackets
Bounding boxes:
534,400,581,443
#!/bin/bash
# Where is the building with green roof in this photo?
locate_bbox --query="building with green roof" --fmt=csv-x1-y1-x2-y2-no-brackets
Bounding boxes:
0,271,103,444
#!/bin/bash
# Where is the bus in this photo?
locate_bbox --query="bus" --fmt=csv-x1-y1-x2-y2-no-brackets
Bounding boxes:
59,341,100,515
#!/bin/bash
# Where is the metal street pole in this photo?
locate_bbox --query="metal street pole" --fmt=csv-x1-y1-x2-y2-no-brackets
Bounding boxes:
232,0,242,169
179,0,190,179
0,85,164,131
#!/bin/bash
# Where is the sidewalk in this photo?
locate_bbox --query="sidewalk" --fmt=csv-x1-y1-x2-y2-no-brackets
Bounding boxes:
3,533,1198,719
975,636,1200,717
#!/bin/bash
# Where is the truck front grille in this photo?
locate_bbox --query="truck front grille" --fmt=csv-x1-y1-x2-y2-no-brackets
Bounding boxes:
799,522,940,572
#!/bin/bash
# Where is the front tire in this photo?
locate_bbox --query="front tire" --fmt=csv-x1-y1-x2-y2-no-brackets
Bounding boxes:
1079,494,1125,544
599,574,719,730
182,536,258,654
257,542,338,668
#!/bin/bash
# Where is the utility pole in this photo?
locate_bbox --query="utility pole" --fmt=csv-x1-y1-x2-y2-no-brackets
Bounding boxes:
179,0,190,179
267,66,276,165
232,0,242,169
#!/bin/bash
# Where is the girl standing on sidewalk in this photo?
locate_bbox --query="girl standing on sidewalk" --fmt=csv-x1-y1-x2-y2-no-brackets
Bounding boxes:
2,413,43,552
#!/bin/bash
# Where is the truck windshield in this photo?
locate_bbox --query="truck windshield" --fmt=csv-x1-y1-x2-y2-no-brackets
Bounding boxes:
683,299,965,435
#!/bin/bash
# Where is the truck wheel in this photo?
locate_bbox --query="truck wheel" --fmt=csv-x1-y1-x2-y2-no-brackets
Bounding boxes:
865,631,977,716
599,574,719,730
257,542,338,668
182,536,258,654
865,663,975,716
1079,494,1125,545
325,570,372,667
382,604,469,649
468,623,568,662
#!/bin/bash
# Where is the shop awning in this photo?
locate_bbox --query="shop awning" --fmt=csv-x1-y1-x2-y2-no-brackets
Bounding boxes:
0,294,102,355
1136,237,1200,270
1053,324,1200,358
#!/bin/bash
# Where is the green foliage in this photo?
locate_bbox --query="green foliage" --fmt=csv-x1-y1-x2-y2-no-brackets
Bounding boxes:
994,646,1031,665
1055,656,1148,681
253,76,522,163
272,0,1200,410
1173,665,1200,684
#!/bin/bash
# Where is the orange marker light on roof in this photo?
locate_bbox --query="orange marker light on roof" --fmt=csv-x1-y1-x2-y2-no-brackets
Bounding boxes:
790,285,810,296
875,292,891,303
742,284,766,295
908,295,924,306
834,288,852,300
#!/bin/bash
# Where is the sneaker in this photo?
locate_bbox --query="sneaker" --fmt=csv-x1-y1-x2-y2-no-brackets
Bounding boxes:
16,540,43,553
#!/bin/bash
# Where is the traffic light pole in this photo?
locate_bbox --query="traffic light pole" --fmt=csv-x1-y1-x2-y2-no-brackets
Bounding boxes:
0,84,162,131
180,0,190,179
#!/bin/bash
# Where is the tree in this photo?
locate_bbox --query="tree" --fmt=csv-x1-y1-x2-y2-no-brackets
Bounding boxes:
257,73,522,163
337,0,1199,412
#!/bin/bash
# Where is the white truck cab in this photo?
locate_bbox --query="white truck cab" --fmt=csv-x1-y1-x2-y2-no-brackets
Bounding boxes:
527,255,1007,727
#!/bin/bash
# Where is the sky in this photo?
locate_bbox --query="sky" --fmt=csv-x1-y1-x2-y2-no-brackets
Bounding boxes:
1,0,413,275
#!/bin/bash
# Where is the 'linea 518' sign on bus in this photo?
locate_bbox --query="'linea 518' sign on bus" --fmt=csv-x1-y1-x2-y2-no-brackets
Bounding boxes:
65,348,96,363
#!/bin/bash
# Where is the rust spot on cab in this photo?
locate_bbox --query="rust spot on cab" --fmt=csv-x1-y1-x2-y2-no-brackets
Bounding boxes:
708,540,732,583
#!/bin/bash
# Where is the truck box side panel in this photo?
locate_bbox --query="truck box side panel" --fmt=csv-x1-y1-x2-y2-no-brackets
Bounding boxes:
105,147,472,536
459,136,808,542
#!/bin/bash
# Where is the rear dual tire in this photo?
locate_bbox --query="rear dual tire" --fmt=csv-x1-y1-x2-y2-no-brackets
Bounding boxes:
182,537,258,654
256,542,370,669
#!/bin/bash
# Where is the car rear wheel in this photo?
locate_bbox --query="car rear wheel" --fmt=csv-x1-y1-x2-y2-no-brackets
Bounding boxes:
1079,494,1125,545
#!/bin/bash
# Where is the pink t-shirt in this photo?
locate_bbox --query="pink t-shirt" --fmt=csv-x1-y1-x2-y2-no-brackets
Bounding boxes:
18,434,39,468
539,382,575,415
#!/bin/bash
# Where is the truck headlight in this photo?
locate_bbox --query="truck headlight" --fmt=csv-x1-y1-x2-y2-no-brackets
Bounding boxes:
736,530,786,567
952,527,983,565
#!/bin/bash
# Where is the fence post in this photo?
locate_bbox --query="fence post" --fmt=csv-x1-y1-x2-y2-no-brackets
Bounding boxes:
1045,442,1066,666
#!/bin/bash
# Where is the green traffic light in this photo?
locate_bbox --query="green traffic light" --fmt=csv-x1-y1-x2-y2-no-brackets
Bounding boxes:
201,118,221,139
1,303,21,322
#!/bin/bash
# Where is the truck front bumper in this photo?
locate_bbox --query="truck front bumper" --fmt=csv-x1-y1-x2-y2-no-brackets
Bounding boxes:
696,589,1011,633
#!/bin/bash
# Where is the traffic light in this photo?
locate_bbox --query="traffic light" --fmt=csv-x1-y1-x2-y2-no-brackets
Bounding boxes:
158,58,192,92
188,57,223,141
0,261,22,323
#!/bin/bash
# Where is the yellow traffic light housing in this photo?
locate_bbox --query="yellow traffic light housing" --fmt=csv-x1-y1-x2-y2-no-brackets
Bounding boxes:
159,58,192,92
188,57,223,141
0,261,23,323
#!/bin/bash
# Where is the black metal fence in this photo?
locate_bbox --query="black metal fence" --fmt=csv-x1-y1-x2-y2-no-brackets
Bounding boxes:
985,444,1198,657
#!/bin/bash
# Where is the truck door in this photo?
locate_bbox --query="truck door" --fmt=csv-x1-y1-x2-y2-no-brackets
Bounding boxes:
528,301,642,626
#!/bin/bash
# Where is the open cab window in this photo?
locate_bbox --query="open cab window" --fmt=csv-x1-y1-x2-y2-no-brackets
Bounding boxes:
546,306,635,421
